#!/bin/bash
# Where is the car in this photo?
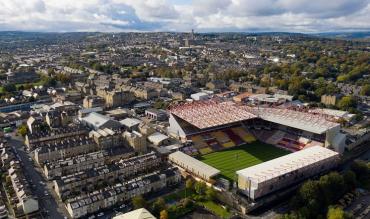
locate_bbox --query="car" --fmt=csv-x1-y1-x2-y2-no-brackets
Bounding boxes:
119,204,126,209
97,212,104,217
4,134,11,139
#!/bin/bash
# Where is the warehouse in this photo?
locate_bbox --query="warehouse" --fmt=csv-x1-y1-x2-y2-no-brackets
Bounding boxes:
168,151,220,181
236,146,340,200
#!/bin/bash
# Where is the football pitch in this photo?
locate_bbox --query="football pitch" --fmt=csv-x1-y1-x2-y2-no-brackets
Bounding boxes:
198,142,290,181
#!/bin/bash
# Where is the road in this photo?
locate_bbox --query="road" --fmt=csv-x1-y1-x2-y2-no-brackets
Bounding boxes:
9,133,67,219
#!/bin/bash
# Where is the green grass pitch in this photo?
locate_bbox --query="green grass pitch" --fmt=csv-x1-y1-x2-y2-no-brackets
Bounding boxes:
198,141,290,181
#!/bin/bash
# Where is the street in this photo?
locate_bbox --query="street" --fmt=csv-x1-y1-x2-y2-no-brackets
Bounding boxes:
9,133,67,219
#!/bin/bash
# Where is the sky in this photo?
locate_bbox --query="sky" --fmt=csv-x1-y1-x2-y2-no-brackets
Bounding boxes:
0,0,370,33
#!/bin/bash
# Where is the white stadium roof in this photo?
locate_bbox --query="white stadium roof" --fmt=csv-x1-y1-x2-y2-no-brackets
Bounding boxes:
169,151,220,179
236,146,339,183
251,107,340,134
169,100,340,134
169,100,256,129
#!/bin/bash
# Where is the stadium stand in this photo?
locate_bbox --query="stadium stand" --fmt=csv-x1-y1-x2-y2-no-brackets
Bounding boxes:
169,100,344,153
231,127,256,143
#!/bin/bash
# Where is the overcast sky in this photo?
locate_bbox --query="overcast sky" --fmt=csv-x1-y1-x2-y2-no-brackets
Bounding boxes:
0,0,369,33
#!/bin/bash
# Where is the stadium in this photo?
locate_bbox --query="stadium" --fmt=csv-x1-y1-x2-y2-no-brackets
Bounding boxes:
168,99,345,203
167,99,343,201
168,99,345,154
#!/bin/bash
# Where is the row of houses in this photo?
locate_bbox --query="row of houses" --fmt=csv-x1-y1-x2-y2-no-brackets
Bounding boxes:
65,167,181,218
53,152,162,200
43,146,133,179
0,141,39,217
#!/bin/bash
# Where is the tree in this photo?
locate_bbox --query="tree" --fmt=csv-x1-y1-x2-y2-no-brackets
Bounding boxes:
337,96,357,110
3,83,16,93
299,180,321,202
182,198,193,208
152,197,166,216
350,160,369,181
185,178,194,191
205,186,217,201
132,195,147,209
360,84,370,96
343,170,357,190
295,180,324,217
160,210,168,219
318,172,345,205
194,181,206,195
55,73,71,84
327,206,345,219
17,124,28,137
47,68,55,76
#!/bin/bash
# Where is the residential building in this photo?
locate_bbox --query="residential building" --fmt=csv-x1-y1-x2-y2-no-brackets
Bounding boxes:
83,95,105,109
123,131,147,153
65,167,180,218
145,109,168,121
81,112,122,130
54,152,162,199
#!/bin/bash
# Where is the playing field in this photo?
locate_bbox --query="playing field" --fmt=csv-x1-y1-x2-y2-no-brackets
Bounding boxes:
198,142,290,181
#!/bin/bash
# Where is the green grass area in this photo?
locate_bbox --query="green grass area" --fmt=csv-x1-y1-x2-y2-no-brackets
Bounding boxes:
199,200,231,219
198,142,290,181
163,189,232,219
164,189,193,203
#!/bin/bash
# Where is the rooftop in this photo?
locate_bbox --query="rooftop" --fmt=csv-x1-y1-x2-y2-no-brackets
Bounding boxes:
169,151,220,179
249,107,340,134
236,146,339,183
82,112,111,127
112,208,156,219
120,118,142,128
169,100,256,129
169,100,340,134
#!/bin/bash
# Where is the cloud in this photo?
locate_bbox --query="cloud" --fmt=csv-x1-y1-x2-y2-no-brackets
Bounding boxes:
0,0,369,32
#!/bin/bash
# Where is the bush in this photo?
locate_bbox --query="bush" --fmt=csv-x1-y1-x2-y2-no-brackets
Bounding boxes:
194,181,206,195
185,178,194,191
343,170,357,190
152,197,166,216
205,187,216,201
17,124,28,137
350,160,369,181
132,195,147,209
327,206,350,219
160,210,168,219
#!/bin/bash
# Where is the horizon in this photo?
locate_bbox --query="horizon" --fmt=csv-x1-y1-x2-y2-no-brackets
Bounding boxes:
1,0,370,33
1,30,370,34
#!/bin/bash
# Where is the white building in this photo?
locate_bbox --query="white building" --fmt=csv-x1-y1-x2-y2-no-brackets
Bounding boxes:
169,151,220,181
112,208,156,219
236,146,340,200
190,92,209,101
147,132,170,146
